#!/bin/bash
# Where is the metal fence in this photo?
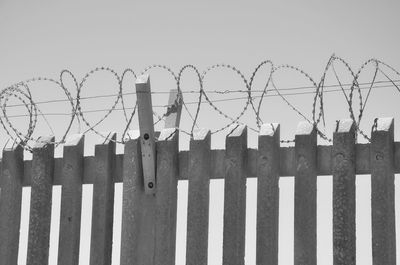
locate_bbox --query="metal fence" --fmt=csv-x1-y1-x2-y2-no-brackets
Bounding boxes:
0,76,397,265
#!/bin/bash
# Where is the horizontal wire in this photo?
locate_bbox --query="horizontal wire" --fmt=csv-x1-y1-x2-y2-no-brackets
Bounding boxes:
1,57,399,151
4,79,400,109
3,81,398,118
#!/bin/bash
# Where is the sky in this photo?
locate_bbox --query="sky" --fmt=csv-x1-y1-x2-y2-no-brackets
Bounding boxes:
0,0,400,264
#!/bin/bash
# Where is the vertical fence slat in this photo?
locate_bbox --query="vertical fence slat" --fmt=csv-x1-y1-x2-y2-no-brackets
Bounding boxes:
256,123,280,265
0,140,24,265
27,136,55,265
186,128,211,265
294,122,317,265
89,132,116,265
370,117,396,265
332,120,356,265
120,130,156,264
58,134,84,265
223,125,247,265
154,128,179,265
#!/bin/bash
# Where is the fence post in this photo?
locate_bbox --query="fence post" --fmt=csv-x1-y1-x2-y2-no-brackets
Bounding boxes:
89,132,116,265
27,136,55,265
256,123,280,265
370,117,396,265
120,130,156,265
58,134,84,265
332,119,356,265
121,83,182,265
294,122,317,265
186,128,211,265
223,125,247,265
0,140,24,265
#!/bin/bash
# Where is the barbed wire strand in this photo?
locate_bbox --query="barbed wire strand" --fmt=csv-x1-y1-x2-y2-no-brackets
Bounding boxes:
1,54,400,151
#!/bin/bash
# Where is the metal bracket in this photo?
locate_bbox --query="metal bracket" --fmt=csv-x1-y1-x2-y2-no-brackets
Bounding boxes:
135,76,183,195
136,74,156,195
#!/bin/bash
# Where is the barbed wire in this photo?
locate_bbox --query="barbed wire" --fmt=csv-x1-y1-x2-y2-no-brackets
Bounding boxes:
1,54,399,151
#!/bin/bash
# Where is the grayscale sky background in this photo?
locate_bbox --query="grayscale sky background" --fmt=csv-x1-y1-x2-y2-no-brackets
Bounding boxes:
0,0,399,264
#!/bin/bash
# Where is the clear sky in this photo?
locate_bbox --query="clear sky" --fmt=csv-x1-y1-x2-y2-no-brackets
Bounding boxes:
0,0,400,264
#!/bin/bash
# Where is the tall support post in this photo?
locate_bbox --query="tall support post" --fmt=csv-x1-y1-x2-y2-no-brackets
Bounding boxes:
121,83,182,265
370,117,396,265
120,130,156,265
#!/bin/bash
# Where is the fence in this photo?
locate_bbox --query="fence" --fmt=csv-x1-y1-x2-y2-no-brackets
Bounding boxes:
0,75,398,265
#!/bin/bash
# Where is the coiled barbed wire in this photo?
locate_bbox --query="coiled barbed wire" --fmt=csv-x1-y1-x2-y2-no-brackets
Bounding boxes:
1,54,399,151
